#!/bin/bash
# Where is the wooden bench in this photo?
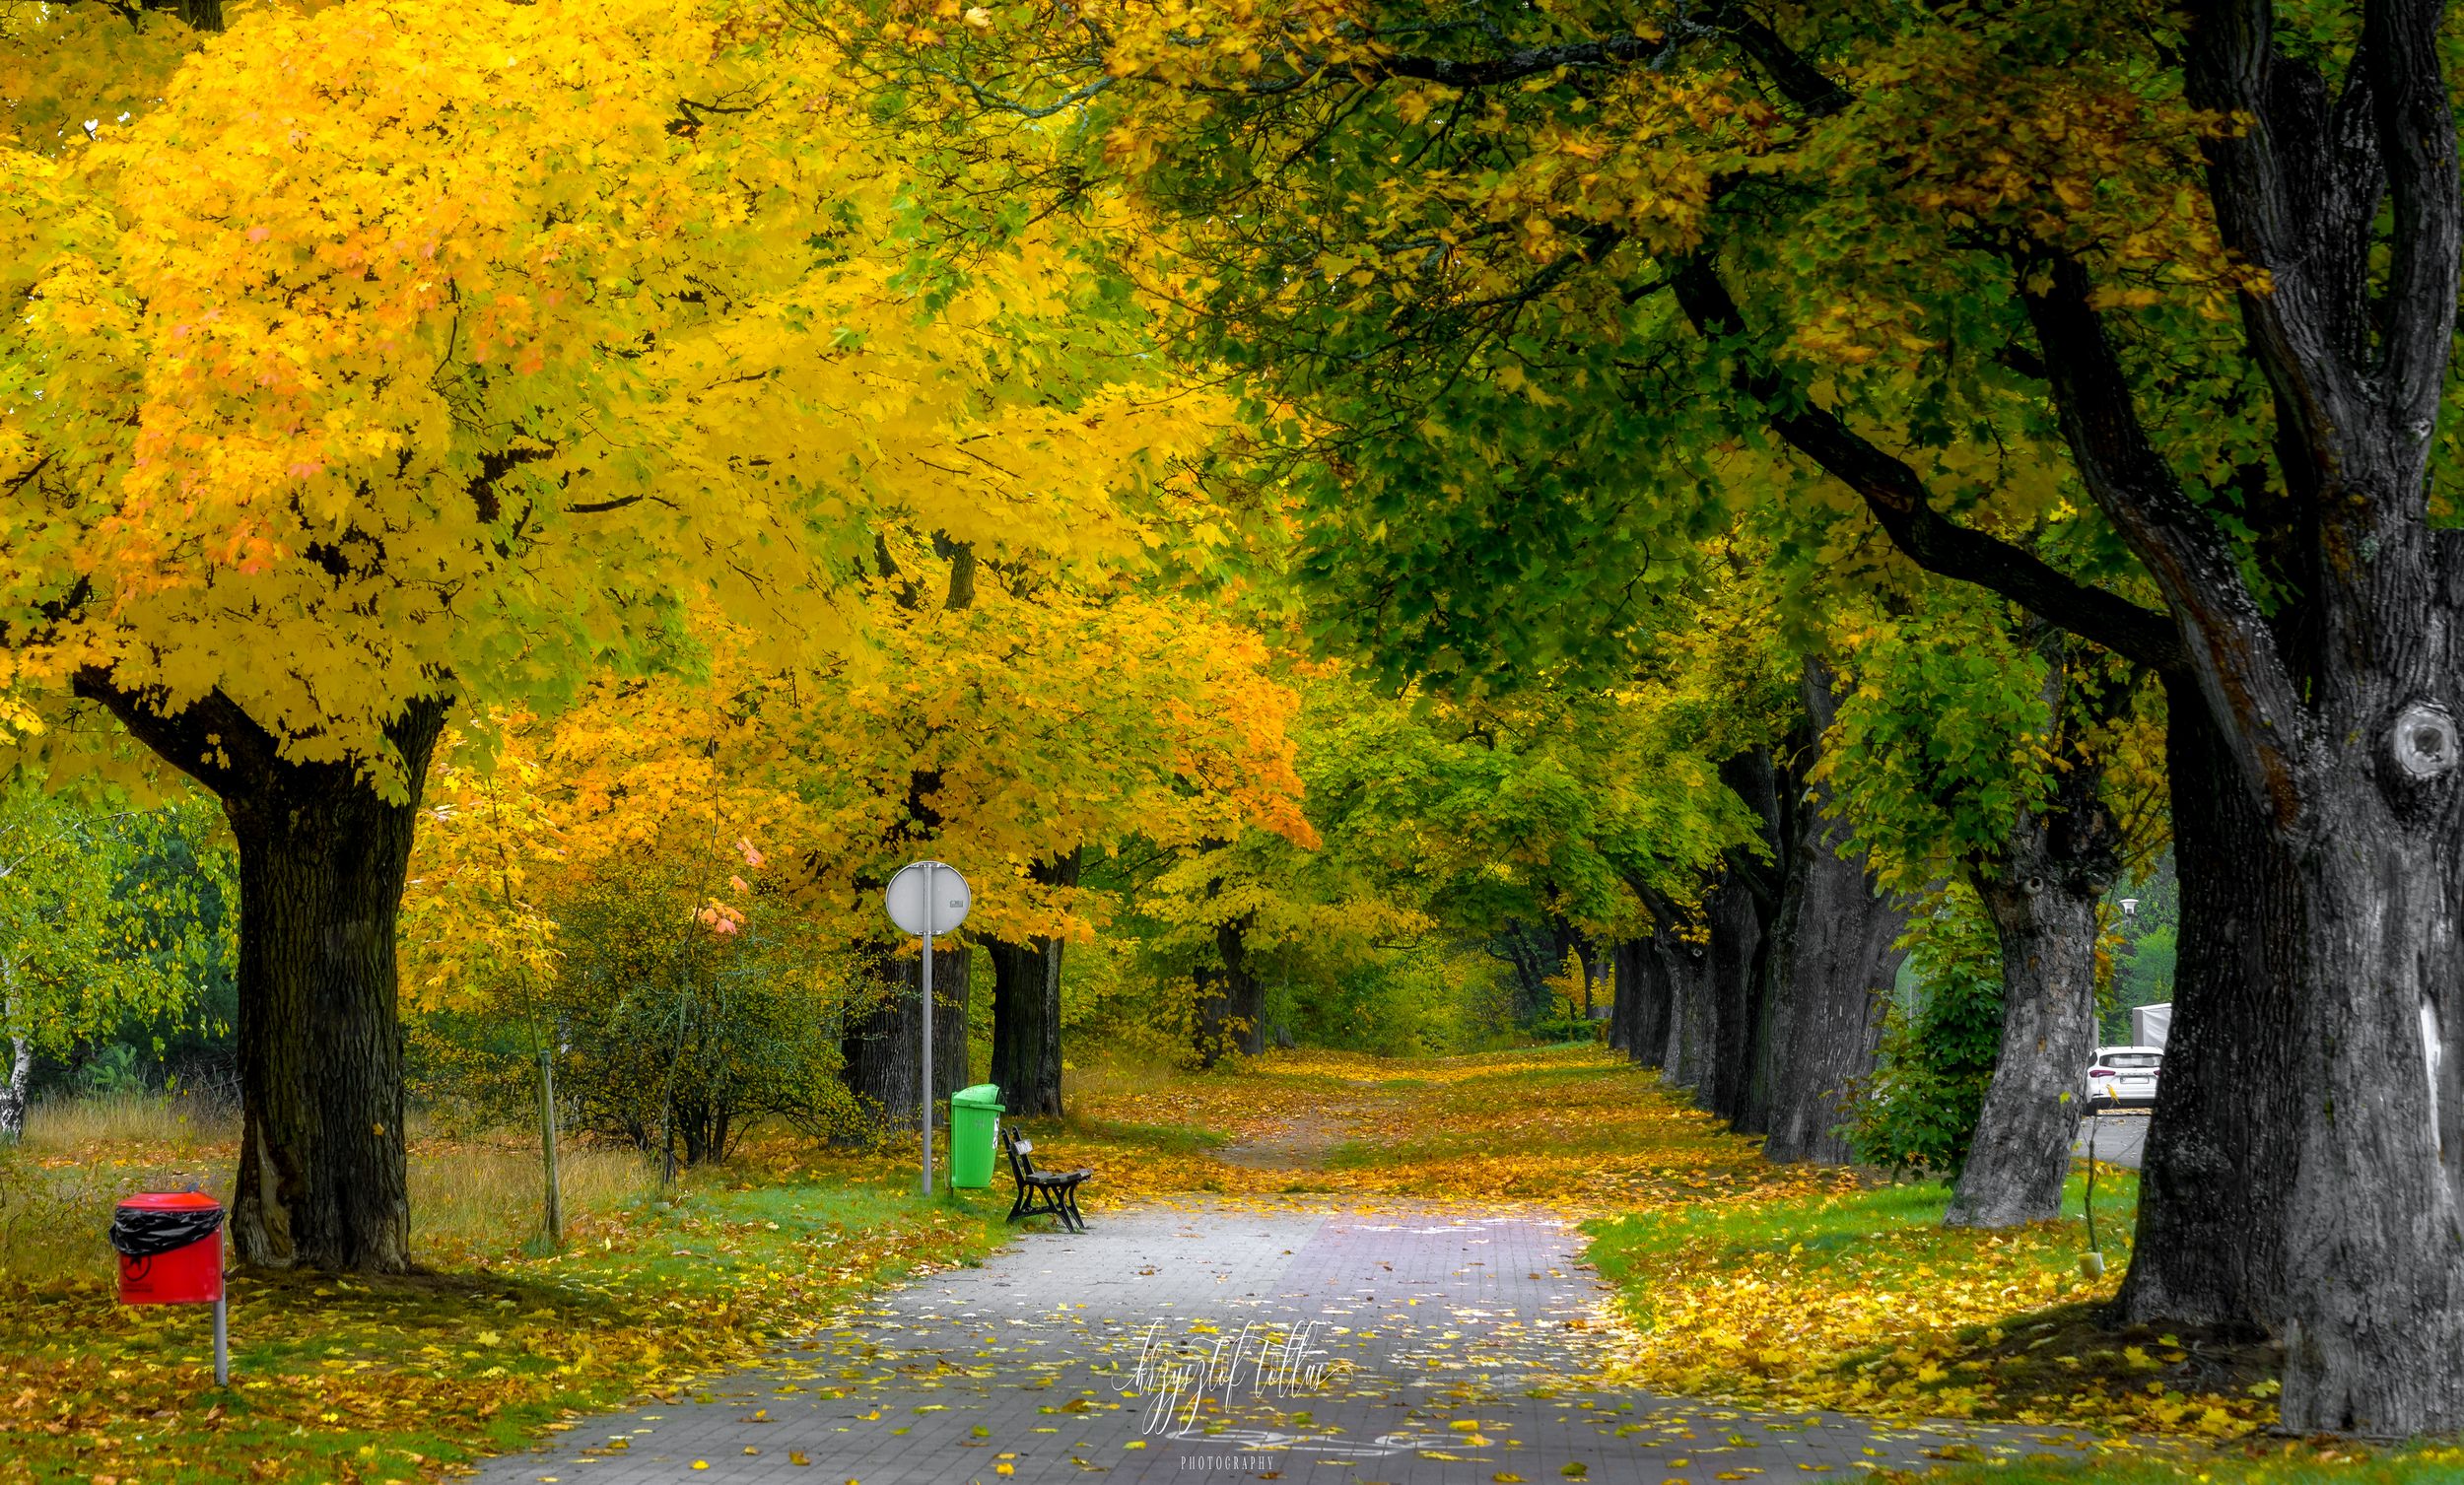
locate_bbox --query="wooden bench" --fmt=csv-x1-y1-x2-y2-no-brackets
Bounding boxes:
1000,1124,1090,1233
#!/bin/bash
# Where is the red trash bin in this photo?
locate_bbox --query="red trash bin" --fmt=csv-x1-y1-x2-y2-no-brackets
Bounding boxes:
112,1191,225,1305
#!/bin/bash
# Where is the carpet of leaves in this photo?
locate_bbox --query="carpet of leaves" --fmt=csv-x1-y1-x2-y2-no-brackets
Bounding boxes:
1,1131,1004,1485
1061,1046,2285,1447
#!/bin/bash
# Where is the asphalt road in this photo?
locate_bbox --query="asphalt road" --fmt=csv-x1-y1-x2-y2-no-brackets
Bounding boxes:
2072,1112,2150,1170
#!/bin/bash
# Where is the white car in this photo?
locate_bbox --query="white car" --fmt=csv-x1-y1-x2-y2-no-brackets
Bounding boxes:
2088,1046,2162,1109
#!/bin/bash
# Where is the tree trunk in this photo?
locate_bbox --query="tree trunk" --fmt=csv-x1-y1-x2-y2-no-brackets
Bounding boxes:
221,722,440,1271
1701,750,1786,1126
2119,687,2301,1328
842,942,973,1131
1,1007,28,1145
1608,938,1646,1060
67,679,445,1273
1945,844,2107,1225
1194,912,1266,1064
1947,652,2127,1228
2275,760,2463,1432
1574,937,1606,1021
1754,661,1910,1165
988,850,1080,1117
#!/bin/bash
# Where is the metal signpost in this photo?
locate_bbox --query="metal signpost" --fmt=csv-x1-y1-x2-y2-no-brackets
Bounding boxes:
884,860,971,1196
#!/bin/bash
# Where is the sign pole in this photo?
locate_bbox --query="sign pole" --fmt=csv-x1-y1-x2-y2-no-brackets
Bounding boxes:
883,859,966,1200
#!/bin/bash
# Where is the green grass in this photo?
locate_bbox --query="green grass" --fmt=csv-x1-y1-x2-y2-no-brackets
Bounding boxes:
2,1155,1015,1483
1894,1444,2464,1484
1587,1167,2141,1275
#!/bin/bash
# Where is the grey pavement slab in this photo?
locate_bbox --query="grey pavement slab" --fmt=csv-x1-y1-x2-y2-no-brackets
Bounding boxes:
472,1202,2108,1485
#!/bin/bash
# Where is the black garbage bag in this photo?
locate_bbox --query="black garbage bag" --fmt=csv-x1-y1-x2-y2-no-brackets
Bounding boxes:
109,1204,225,1258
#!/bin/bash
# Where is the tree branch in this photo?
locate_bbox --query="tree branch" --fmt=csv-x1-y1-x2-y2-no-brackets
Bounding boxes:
2017,251,2307,822
1667,256,2184,673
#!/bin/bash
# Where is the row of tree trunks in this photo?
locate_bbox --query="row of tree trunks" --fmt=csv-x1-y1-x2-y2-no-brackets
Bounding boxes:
1618,668,1906,1167
987,849,1082,1116
840,944,973,1131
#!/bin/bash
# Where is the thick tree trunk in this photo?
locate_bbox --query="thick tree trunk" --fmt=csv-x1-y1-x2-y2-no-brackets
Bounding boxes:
1947,653,2126,1228
1700,866,1767,1123
70,680,445,1273
1608,938,1651,1062
842,943,973,1131
2120,689,2301,1328
1663,926,1714,1091
988,850,1080,1117
221,708,444,1272
1946,836,2107,1226
1754,662,1909,1164
1194,913,1266,1065
1696,745,1790,1126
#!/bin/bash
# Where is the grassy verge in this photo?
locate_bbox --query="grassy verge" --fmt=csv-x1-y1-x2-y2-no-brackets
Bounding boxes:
1889,1442,2464,1485
1585,1170,2286,1442
1,1118,1011,1485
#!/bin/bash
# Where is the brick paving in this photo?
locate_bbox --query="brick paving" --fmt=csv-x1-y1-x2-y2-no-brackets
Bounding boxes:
473,1201,2109,1485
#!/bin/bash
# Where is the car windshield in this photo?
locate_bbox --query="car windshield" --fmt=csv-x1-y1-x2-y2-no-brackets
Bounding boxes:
2101,1052,2161,1069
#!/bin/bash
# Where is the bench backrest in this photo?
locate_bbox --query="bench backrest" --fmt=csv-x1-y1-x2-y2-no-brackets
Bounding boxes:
999,1122,1035,1181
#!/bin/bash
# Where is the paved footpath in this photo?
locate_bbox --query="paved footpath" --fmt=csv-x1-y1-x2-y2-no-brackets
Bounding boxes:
475,1202,2105,1485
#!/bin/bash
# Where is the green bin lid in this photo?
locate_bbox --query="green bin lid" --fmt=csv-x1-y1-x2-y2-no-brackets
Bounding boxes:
950,1083,1004,1109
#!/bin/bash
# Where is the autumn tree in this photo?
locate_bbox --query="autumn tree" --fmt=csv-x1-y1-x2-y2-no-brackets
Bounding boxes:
910,0,2464,1427
1818,583,2162,1224
0,0,1185,1271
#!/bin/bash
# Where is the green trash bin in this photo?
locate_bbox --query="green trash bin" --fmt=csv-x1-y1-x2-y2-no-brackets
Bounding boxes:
948,1084,1005,1190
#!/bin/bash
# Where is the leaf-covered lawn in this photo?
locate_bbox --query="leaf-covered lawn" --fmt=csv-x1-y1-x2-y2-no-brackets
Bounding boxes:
10,1047,2458,1484
1,1156,1005,1485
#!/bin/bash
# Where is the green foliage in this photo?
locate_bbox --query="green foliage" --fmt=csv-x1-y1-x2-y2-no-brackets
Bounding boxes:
414,843,862,1165
2104,853,2179,1041
1268,938,1519,1056
1817,590,2054,889
1844,888,2006,1179
0,777,231,1079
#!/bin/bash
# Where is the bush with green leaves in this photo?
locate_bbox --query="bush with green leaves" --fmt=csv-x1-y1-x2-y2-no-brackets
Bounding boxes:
1843,888,2005,1179
413,845,862,1166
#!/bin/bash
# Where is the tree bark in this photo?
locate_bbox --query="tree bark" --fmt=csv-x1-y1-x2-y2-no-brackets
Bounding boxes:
1662,923,1714,1091
220,716,441,1271
1194,912,1266,1065
1608,938,1648,1061
1698,749,1788,1126
1754,661,1911,1164
1,971,28,1144
2118,687,2301,1328
989,849,1080,1116
842,942,973,1131
67,679,445,1273
1946,650,2128,1228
